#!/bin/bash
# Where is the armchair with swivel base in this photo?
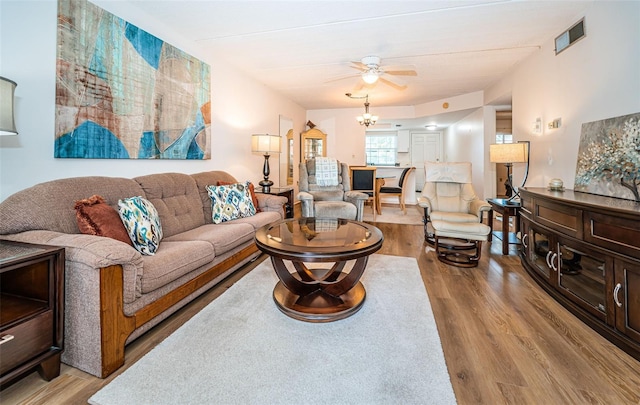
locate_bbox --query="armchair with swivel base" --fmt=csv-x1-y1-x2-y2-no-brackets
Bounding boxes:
418,161,492,267
297,158,369,220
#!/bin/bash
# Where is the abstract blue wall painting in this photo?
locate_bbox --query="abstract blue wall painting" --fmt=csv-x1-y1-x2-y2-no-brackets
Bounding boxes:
55,0,211,159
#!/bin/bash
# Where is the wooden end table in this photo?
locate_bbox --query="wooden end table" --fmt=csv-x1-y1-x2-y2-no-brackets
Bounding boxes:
0,240,65,387
256,187,294,218
255,218,383,322
487,198,521,255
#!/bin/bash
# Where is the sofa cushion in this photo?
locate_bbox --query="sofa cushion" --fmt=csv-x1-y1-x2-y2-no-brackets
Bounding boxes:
222,210,282,231
164,222,255,256
190,171,239,224
206,182,256,224
218,180,261,213
118,196,163,255
134,173,205,238
75,195,134,246
140,240,215,293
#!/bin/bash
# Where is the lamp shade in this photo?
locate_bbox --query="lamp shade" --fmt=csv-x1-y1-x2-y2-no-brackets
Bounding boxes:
490,142,528,163
251,134,281,153
0,76,18,135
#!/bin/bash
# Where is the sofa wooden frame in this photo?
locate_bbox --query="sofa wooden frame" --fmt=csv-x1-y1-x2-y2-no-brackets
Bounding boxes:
98,243,259,377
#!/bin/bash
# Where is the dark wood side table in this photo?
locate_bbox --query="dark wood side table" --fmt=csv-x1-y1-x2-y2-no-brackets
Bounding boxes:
487,198,521,255
257,187,294,218
0,240,65,388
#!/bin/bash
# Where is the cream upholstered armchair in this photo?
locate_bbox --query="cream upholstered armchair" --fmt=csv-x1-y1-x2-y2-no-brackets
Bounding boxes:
297,158,369,220
418,161,491,241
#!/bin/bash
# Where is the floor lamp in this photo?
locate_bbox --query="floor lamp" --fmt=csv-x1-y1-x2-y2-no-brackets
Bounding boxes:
251,134,281,193
490,141,530,201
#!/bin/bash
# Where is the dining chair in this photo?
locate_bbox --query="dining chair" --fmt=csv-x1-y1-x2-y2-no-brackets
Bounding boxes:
349,166,377,219
378,166,416,214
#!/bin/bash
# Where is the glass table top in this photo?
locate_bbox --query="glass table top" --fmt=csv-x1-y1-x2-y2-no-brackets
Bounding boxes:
256,218,383,256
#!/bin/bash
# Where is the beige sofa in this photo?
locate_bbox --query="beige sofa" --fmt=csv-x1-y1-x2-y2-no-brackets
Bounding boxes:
0,171,286,378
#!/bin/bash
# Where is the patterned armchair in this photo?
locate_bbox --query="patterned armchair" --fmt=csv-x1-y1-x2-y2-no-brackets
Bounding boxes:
297,158,369,220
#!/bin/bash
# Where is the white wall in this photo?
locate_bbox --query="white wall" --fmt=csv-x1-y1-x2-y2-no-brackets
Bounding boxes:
443,107,487,198
486,1,640,190
0,0,306,201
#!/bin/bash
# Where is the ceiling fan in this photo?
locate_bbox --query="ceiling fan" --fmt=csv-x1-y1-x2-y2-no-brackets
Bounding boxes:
326,56,417,90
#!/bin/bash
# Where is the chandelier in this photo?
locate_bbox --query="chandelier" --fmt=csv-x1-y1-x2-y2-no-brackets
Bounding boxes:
356,95,378,127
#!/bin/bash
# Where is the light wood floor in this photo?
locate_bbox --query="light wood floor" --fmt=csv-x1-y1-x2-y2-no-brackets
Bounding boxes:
3,222,640,404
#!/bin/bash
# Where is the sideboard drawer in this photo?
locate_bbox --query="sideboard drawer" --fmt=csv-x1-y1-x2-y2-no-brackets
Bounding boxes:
535,199,582,238
0,310,54,375
520,194,533,216
586,212,640,259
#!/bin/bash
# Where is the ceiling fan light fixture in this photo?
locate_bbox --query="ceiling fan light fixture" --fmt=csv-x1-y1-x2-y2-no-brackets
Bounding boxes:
362,70,379,84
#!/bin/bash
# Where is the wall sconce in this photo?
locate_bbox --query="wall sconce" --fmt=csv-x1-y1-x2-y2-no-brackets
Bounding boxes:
251,134,281,193
547,118,562,130
490,141,531,201
0,77,18,136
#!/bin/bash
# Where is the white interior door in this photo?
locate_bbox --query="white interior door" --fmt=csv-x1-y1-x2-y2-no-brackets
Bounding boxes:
411,132,442,191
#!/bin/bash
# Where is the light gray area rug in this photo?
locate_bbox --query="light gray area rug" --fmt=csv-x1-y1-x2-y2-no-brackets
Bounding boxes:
89,254,456,405
362,205,424,225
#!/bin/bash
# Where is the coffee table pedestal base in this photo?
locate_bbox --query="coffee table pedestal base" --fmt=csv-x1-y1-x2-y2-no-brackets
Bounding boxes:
273,279,366,323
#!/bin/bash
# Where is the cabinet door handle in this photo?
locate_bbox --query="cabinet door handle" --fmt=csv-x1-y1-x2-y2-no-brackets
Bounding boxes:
550,253,558,272
0,334,14,345
546,251,553,268
522,233,528,248
613,283,623,308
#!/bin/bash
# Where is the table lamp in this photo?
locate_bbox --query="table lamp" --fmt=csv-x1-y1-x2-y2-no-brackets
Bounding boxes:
251,134,281,193
0,77,18,135
490,141,530,201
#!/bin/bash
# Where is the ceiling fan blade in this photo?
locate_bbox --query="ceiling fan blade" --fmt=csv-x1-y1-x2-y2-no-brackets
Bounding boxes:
384,69,417,76
379,76,407,91
350,62,367,72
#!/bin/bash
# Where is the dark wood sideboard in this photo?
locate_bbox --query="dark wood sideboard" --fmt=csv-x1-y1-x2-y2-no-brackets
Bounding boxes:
519,187,640,361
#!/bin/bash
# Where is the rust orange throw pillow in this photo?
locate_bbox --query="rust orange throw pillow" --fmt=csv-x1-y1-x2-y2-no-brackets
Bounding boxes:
75,195,133,246
216,181,261,212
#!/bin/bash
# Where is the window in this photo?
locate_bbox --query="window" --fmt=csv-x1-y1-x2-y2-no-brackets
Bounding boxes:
365,134,397,166
495,133,513,144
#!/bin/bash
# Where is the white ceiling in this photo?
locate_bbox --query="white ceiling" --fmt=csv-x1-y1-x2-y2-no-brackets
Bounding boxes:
127,0,591,112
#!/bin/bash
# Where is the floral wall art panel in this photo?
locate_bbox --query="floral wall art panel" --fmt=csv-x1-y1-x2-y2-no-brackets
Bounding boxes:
55,0,211,159
574,112,640,202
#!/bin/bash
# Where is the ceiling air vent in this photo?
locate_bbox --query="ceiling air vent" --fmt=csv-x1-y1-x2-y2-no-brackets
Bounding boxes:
555,18,585,55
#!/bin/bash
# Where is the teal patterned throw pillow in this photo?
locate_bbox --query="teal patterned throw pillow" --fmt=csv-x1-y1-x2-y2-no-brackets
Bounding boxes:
206,182,257,224
118,196,163,255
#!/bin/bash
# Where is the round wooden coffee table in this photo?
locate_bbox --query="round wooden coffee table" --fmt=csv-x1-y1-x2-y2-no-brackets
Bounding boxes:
255,218,383,322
